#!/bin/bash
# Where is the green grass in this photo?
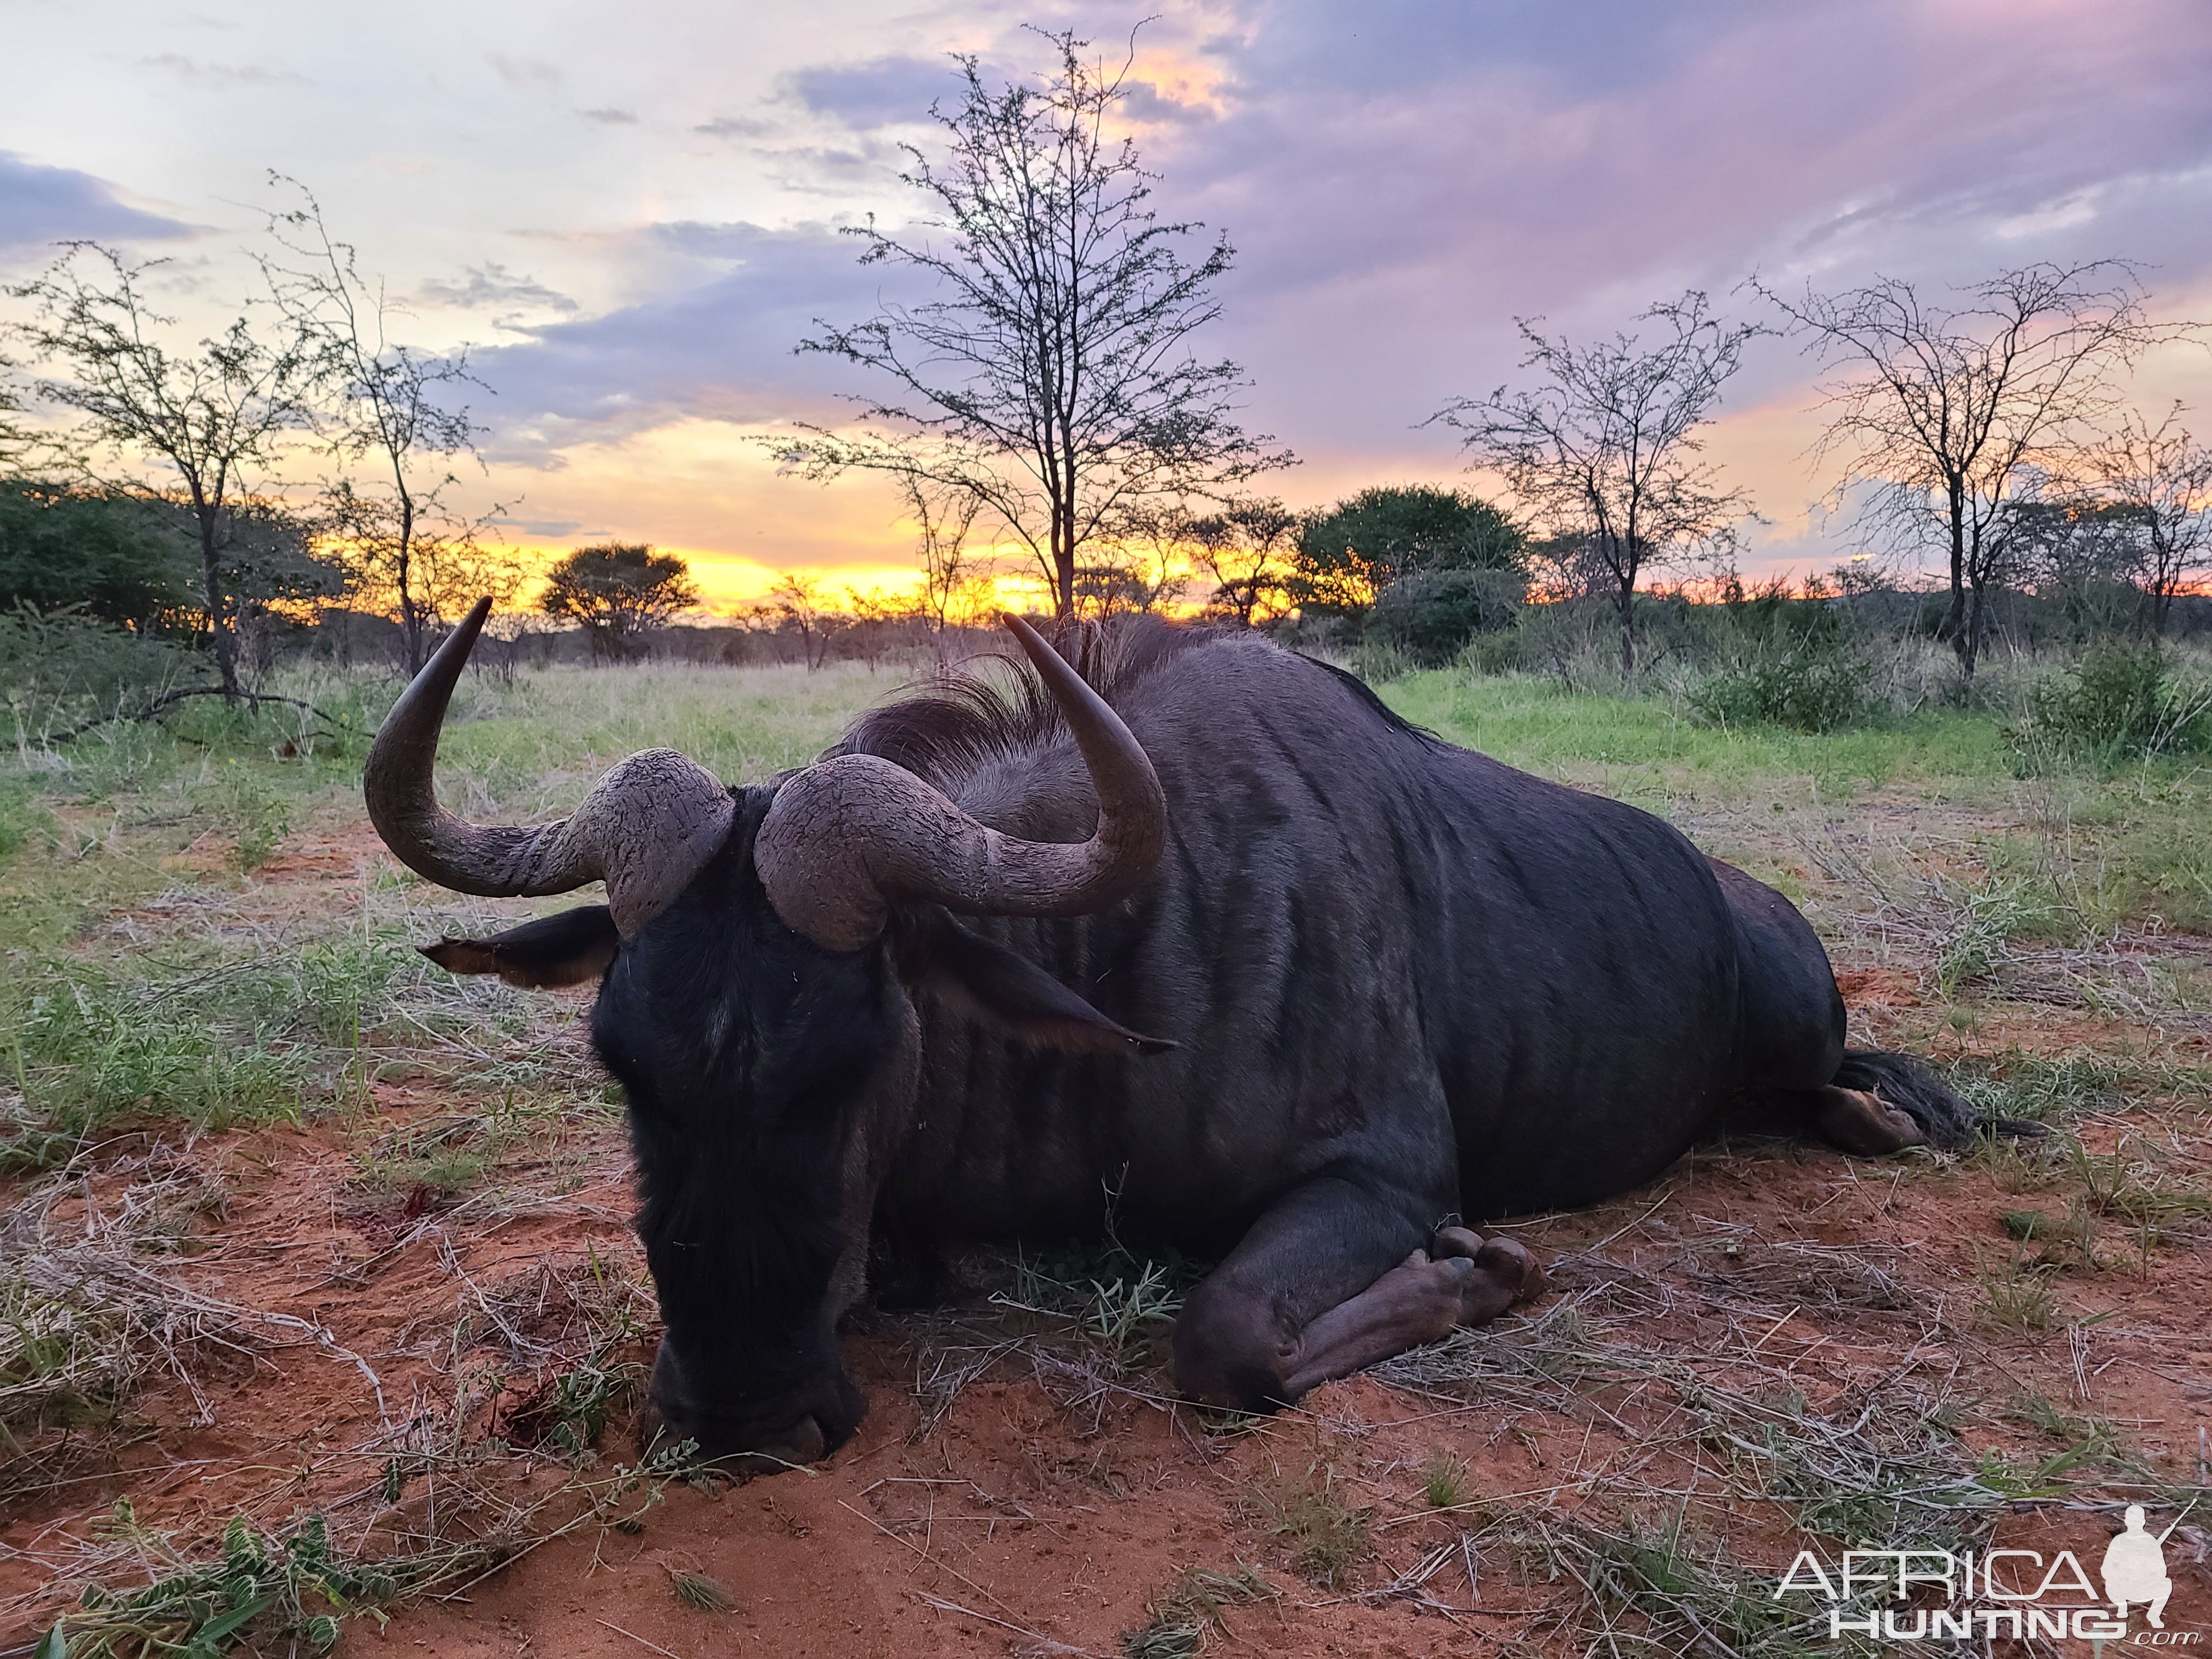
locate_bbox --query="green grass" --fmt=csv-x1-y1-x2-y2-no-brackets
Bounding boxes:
1382,670,2012,803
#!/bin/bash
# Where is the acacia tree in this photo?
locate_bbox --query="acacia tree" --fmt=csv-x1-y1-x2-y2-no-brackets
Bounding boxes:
1187,496,1300,624
8,244,318,698
2088,403,2212,638
540,543,697,661
898,471,988,636
1433,293,1759,678
782,30,1289,620
764,571,838,669
1756,263,2180,676
262,179,501,674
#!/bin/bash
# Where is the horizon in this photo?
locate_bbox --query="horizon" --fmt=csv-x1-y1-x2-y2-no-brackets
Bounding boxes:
5,1,2211,614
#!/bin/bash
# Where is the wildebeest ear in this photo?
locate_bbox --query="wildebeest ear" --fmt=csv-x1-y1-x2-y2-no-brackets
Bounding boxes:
895,910,1175,1058
420,904,620,989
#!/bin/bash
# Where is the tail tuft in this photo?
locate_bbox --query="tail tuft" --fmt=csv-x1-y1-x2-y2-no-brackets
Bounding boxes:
1832,1049,1979,1149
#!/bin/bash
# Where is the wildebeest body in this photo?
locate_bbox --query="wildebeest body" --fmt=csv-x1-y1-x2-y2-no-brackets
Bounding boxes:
379,610,1972,1462
859,630,1750,1249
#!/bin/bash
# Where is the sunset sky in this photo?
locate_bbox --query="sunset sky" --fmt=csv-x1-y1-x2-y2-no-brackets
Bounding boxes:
4,0,2211,611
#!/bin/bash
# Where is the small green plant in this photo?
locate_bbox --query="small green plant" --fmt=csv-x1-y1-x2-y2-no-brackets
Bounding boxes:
1977,1252,2058,1331
994,1244,1188,1376
500,1346,645,1459
1245,1455,1374,1589
1119,1564,1275,1659
1423,1449,1469,1510
1999,1201,2100,1272
200,764,293,874
38,1509,396,1658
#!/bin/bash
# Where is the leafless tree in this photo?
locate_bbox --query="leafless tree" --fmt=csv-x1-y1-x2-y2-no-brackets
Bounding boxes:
2087,403,2212,638
781,29,1290,620
765,571,838,669
262,178,500,674
7,244,318,698
1756,262,2186,676
1433,292,1760,678
899,471,988,636
1186,496,1300,624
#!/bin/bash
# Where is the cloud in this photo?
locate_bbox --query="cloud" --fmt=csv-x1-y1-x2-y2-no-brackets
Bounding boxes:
416,262,580,327
787,55,956,129
1137,0,2212,464
578,107,639,126
487,53,562,89
0,151,193,260
135,52,308,88
471,220,902,461
694,115,773,140
489,515,583,537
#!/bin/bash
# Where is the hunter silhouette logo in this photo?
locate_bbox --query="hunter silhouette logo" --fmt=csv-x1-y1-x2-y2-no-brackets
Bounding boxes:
2103,1505,2176,1630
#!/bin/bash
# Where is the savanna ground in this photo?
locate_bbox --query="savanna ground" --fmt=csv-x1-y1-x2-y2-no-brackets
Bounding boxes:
1,648,2209,1659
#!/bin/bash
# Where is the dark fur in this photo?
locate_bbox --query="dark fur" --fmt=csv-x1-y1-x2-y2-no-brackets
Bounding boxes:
435,619,1977,1456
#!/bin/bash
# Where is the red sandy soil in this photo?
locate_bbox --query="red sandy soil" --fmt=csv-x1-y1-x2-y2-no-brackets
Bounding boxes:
3,826,2209,1657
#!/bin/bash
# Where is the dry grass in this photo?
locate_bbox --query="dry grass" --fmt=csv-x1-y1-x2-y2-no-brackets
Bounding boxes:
0,1176,386,1502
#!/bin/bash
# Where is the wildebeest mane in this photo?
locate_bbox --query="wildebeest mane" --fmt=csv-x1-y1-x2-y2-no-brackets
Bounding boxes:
833,615,1216,792
1294,652,1442,747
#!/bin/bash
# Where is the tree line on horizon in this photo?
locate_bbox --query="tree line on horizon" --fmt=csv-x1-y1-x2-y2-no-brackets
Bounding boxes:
3,26,2210,731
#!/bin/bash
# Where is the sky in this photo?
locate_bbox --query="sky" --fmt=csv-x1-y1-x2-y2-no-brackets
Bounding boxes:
4,0,2211,611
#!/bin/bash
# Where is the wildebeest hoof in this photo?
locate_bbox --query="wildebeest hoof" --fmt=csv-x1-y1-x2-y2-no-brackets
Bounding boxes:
1814,1086,1927,1155
1430,1228,1546,1324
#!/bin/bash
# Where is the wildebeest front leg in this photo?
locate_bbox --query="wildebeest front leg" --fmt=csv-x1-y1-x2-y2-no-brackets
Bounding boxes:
1172,1180,1545,1410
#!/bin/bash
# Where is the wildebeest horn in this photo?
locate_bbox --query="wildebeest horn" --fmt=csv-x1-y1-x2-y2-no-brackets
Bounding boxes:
364,597,735,936
753,613,1167,951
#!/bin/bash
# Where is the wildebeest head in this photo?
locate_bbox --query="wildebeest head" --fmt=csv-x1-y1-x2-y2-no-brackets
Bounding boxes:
364,600,1169,1467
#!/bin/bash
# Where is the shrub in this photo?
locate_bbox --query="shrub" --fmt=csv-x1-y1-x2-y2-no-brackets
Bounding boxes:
1369,569,1525,667
1689,637,1875,733
0,606,197,742
2007,642,2212,769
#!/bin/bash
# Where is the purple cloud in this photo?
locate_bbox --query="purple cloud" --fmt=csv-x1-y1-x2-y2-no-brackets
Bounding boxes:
0,151,193,262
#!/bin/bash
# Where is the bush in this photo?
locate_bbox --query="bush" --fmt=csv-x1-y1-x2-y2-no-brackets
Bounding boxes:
1369,569,1525,667
0,605,197,741
2007,642,2212,769
1689,637,1875,733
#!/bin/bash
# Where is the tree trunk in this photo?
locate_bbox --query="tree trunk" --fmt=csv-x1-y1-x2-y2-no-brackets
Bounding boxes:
1053,510,1075,622
1617,577,1637,680
397,551,424,676
1943,486,1969,675
198,515,241,700
1962,575,1988,679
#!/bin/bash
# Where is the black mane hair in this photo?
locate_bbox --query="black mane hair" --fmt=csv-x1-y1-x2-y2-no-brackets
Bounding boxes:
832,615,1220,792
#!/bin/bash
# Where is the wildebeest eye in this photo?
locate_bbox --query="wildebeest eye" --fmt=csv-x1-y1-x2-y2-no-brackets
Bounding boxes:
420,904,620,989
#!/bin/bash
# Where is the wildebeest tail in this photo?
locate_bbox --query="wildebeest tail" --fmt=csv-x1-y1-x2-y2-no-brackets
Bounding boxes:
1832,1049,1980,1149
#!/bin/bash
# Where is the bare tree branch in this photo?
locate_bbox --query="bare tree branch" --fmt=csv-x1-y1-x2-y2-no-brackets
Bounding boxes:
259,176,511,674
778,27,1291,619
1433,291,1761,677
1753,261,2193,676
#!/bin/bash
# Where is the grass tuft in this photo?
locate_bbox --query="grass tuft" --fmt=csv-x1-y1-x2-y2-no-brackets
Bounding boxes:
1120,1564,1275,1658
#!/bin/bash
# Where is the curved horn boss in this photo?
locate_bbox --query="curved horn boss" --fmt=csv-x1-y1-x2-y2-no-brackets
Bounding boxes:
754,613,1168,950
364,597,735,936
365,603,1167,947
